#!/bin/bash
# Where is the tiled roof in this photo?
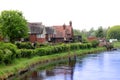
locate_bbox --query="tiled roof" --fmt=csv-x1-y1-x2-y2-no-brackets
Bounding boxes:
45,27,55,34
28,22,44,34
53,25,73,38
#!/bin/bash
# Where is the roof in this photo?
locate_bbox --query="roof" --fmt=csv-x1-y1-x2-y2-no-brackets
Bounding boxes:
87,36,97,41
53,25,73,38
28,22,44,34
45,27,55,34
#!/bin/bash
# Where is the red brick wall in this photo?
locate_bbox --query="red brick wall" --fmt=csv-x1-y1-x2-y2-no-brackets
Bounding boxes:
37,38,46,43
29,34,37,43
87,37,97,42
29,34,46,43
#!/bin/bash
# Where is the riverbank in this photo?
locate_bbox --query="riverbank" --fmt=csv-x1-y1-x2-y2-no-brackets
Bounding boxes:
0,47,106,80
113,41,120,48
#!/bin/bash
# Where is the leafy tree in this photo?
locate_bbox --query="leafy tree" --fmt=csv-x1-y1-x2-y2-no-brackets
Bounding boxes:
73,29,88,42
103,28,107,38
107,25,120,40
0,10,28,43
96,26,104,38
88,27,96,36
73,29,81,35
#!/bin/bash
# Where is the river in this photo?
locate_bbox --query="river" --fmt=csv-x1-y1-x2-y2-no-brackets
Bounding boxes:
17,50,120,80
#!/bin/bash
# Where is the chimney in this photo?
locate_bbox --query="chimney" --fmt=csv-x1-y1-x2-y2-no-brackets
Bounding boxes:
69,21,72,26
63,24,66,30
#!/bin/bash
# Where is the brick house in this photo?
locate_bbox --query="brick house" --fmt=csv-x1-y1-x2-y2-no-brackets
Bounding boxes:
28,22,55,43
53,21,74,42
87,36,97,42
45,27,55,42
28,22,46,43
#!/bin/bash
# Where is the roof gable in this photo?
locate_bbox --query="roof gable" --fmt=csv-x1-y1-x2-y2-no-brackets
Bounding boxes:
28,22,44,34
45,27,55,34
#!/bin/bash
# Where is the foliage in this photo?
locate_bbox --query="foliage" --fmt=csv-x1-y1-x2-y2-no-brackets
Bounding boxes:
104,43,113,50
82,37,88,43
20,49,35,58
0,47,105,79
88,27,96,37
113,41,120,48
0,42,18,64
0,42,99,65
35,43,93,56
107,25,120,40
35,43,49,48
0,10,28,43
91,40,99,48
96,26,104,38
15,42,34,49
73,29,81,35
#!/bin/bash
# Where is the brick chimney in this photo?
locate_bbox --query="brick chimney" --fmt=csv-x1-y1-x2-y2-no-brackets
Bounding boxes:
63,24,66,30
69,21,72,26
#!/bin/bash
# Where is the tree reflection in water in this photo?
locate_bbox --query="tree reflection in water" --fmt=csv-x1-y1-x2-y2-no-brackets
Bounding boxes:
20,58,77,80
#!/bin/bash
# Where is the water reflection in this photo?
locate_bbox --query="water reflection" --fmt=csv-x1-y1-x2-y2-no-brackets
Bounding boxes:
20,51,120,80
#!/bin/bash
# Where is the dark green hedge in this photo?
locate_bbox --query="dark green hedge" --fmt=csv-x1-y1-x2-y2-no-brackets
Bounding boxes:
0,42,18,64
0,42,96,65
15,42,34,49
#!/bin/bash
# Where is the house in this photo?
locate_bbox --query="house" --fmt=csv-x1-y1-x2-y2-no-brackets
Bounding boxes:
28,22,46,43
87,36,97,42
28,21,73,43
28,22,55,43
45,27,55,42
53,21,74,42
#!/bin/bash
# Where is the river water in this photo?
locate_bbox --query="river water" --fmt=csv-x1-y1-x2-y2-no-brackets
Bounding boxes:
20,50,120,80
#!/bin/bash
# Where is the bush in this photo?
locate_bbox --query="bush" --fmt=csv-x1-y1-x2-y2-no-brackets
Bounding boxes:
3,49,13,64
34,43,93,56
86,43,92,48
20,49,35,58
91,40,99,48
35,43,49,48
0,42,18,64
15,42,34,49
0,42,98,64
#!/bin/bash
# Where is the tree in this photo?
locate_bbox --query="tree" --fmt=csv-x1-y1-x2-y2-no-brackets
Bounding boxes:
88,27,96,36
0,10,28,43
73,29,81,35
107,25,120,40
96,26,104,38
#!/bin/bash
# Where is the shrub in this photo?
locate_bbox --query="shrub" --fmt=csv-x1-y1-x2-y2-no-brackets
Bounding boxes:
35,48,49,56
91,40,99,48
20,49,35,58
0,50,4,64
15,42,34,49
0,42,18,64
86,43,92,48
35,43,49,48
3,49,13,64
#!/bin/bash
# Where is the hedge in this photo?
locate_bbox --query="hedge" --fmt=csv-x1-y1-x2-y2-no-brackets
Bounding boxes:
0,42,18,64
0,42,97,65
15,42,34,49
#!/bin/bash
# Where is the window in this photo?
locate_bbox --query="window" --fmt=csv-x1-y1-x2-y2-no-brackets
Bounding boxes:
37,34,45,38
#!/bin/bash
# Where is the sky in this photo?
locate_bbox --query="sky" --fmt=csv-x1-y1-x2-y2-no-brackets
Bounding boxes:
0,0,120,31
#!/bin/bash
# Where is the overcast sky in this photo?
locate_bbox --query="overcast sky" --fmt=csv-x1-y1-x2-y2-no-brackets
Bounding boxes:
0,0,120,31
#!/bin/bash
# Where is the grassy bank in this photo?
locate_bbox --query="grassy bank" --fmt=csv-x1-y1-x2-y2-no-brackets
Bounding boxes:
113,41,120,48
0,47,106,79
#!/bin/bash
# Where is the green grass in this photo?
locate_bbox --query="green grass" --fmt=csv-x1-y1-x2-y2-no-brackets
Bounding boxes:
113,41,120,48
0,47,106,79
